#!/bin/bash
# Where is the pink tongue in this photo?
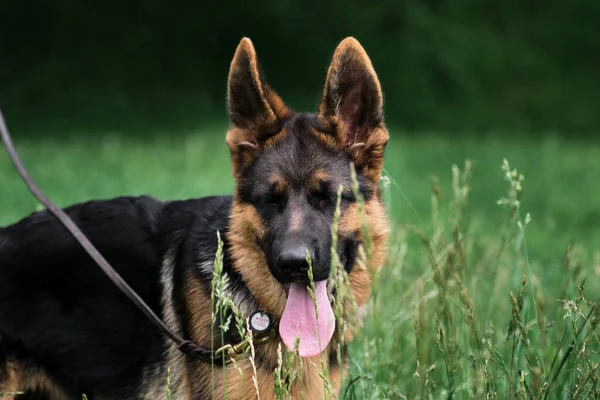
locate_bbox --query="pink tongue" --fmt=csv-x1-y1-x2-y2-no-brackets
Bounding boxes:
279,281,335,357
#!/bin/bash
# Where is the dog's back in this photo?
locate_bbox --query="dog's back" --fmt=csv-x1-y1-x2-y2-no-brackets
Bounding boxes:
0,195,232,399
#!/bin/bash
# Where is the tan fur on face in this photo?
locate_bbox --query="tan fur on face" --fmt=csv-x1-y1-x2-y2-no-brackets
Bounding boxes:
268,173,289,196
228,203,288,317
226,128,290,182
335,197,390,343
308,169,332,192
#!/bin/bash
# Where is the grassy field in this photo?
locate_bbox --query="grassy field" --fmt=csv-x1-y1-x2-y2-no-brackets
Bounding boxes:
1,123,599,399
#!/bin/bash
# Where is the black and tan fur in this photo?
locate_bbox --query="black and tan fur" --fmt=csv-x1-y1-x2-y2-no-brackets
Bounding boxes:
0,37,390,399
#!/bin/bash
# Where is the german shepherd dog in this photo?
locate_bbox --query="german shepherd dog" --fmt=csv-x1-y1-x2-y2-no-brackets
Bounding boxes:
0,37,389,399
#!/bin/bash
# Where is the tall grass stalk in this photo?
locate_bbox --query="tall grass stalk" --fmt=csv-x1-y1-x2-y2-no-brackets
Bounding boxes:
341,158,599,399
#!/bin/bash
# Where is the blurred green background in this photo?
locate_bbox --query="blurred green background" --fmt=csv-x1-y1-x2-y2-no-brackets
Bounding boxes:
1,1,599,135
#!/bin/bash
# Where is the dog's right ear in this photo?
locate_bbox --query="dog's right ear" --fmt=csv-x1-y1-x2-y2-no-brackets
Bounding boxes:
226,38,291,178
227,38,290,136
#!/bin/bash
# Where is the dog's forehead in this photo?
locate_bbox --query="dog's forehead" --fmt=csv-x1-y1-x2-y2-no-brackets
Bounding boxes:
260,115,352,185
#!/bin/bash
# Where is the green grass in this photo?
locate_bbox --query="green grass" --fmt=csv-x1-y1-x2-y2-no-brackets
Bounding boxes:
1,124,599,398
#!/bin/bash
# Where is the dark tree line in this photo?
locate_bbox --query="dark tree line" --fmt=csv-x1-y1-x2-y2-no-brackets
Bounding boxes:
1,0,598,135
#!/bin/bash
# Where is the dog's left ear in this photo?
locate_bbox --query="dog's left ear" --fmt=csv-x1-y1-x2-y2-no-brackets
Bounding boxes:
318,37,388,182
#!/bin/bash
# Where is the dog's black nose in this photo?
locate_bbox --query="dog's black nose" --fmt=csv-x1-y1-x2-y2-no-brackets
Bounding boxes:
276,247,313,279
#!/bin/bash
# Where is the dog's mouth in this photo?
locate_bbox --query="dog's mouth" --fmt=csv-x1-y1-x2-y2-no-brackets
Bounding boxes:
278,278,335,358
281,251,349,297
277,252,351,358
281,277,335,297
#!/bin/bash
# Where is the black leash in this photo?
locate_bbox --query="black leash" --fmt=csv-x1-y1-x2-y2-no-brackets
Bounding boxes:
0,108,269,365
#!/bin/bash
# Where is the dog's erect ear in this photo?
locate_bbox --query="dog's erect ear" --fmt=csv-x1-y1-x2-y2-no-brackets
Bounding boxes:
227,37,290,133
317,37,388,181
226,38,291,179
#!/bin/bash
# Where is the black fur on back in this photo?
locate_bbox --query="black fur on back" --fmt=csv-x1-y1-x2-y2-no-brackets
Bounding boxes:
0,195,234,398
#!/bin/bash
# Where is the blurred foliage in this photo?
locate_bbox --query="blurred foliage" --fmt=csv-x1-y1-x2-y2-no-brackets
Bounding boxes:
1,0,599,135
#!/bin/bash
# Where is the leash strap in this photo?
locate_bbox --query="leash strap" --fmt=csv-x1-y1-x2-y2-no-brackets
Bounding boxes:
0,108,241,365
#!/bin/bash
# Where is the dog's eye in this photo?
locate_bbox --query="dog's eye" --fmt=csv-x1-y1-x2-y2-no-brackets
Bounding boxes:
260,186,286,205
341,192,356,203
266,192,284,204
319,197,330,209
313,191,334,210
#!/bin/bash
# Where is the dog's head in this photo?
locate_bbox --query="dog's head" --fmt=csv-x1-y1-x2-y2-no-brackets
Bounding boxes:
225,37,390,356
